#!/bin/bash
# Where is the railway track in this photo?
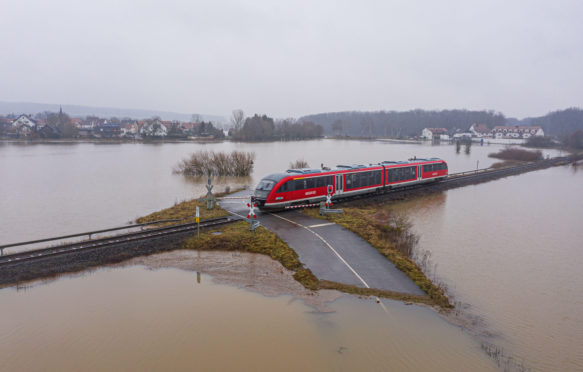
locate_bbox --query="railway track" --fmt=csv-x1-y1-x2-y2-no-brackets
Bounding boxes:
0,216,238,268
2,154,580,269
307,154,581,208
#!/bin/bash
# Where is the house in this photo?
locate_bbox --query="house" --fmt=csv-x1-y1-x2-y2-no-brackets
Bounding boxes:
121,121,139,137
421,128,449,140
11,114,38,138
492,126,544,139
469,124,492,138
140,119,168,137
12,114,37,130
95,120,121,137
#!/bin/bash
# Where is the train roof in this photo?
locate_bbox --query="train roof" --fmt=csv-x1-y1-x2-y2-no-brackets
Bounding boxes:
261,158,445,181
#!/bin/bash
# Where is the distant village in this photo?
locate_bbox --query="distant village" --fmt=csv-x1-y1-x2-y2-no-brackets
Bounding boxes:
0,109,225,140
0,109,551,146
421,124,544,143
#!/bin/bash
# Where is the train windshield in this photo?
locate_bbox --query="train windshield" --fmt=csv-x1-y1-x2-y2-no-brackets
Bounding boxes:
256,179,275,191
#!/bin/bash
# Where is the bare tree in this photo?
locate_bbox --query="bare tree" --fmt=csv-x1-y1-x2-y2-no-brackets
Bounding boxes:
230,109,245,131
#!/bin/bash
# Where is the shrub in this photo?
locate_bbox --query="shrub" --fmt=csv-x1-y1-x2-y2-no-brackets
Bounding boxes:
289,159,309,169
488,148,543,162
174,150,255,176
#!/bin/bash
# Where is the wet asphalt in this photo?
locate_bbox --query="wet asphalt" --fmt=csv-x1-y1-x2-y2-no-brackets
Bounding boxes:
219,191,424,296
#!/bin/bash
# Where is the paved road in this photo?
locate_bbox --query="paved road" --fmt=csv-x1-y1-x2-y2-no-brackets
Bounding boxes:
219,191,424,296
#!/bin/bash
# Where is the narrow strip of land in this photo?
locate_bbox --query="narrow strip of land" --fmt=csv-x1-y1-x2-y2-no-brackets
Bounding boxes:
219,191,424,296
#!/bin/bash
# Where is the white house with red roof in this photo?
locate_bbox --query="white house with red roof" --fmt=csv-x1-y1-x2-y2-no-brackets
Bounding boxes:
469,124,493,138
492,126,544,139
421,128,449,140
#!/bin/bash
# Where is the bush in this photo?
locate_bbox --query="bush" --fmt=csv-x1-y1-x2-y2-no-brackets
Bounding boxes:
289,159,309,169
488,148,543,162
174,150,255,176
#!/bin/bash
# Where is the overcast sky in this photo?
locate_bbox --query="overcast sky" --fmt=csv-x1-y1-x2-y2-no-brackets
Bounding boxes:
1,0,582,119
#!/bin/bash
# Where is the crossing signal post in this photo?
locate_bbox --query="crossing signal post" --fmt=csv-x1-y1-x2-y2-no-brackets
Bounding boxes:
247,197,260,231
320,185,343,215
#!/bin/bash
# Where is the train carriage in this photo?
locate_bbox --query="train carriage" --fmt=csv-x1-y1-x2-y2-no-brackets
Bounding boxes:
254,158,447,210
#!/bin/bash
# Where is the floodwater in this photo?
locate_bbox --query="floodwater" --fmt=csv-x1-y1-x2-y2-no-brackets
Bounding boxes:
393,165,583,371
0,139,573,370
0,139,559,243
0,259,496,371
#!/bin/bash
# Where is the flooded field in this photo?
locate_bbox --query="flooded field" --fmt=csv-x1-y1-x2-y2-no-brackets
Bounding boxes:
0,139,559,244
0,253,496,371
394,165,583,370
0,140,576,370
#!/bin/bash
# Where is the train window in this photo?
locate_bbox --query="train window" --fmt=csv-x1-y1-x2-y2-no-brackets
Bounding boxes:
306,178,315,189
256,180,275,191
276,181,288,193
294,179,305,191
345,174,352,188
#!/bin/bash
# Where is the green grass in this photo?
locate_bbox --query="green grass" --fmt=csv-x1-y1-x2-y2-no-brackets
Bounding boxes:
136,199,229,225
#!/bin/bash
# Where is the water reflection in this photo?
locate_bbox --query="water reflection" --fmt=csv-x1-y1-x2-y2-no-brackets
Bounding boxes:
0,261,496,371
398,166,583,370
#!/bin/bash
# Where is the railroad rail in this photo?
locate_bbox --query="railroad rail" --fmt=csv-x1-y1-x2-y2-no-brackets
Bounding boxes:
284,154,582,209
0,216,238,268
2,154,580,268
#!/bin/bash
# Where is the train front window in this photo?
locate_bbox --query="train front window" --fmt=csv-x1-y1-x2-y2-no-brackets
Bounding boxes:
256,180,275,191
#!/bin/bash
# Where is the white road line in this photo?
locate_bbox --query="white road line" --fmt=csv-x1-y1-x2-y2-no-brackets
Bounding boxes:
219,205,389,314
270,212,389,314
307,223,336,228
269,213,371,288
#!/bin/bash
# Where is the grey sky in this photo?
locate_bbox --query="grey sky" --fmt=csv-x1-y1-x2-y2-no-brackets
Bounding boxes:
1,0,582,119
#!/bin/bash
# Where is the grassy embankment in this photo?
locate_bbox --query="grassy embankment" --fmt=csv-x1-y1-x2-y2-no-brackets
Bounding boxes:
136,192,318,290
303,206,452,308
137,186,451,306
136,193,440,305
488,148,543,169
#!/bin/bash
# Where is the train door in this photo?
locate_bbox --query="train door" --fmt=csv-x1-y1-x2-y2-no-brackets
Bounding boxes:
335,174,344,195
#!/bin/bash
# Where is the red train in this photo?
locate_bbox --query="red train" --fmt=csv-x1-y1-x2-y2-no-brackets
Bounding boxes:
254,158,448,210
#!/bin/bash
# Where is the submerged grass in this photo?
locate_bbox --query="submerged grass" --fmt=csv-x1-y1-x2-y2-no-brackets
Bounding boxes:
303,207,452,308
182,221,319,290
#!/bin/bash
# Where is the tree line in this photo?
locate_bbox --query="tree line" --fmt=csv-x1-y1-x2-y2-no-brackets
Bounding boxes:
300,107,583,142
299,109,507,138
228,112,323,141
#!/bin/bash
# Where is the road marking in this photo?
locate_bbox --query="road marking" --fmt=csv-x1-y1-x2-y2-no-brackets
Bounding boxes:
219,202,390,314
270,213,371,288
308,222,335,228
270,212,389,314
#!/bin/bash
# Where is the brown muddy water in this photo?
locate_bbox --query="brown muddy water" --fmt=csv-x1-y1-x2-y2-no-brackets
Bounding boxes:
0,140,570,370
0,251,496,371
393,165,583,371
